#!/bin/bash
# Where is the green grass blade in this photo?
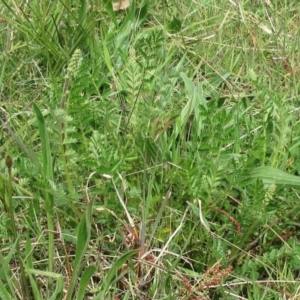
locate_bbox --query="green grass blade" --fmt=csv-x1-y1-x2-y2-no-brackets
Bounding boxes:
76,264,96,300
0,241,20,296
250,166,300,186
104,0,117,25
49,276,64,300
65,200,92,300
32,103,53,180
179,72,206,136
32,103,55,291
0,175,8,212
93,249,139,299
0,117,40,169
0,279,11,300
149,188,172,244
25,268,63,300
25,235,43,300
75,213,90,269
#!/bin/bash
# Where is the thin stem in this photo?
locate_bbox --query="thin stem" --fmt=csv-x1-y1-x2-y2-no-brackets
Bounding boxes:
60,73,75,196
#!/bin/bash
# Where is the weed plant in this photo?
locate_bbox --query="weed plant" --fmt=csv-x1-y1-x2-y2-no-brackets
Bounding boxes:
1,0,300,299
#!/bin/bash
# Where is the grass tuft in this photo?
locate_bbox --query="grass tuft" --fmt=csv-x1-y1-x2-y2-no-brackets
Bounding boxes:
1,0,300,299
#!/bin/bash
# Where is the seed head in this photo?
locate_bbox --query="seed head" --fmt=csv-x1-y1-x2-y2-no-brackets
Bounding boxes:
67,49,82,76
5,155,13,169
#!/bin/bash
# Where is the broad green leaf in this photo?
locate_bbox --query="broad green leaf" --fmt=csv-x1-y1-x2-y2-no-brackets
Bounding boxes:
180,72,194,95
206,72,231,92
33,103,55,277
180,73,197,128
0,280,11,300
76,197,93,267
180,72,206,138
77,264,96,300
167,17,182,33
49,276,64,300
250,166,300,186
136,2,148,27
33,103,53,180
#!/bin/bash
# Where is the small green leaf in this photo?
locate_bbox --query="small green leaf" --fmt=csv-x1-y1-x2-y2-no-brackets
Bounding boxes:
217,97,226,108
167,17,182,33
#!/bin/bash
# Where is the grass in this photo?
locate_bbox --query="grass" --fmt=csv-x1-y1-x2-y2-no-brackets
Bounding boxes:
1,0,300,299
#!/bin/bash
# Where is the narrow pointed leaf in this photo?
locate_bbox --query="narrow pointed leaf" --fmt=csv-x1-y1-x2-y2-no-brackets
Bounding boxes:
77,264,96,300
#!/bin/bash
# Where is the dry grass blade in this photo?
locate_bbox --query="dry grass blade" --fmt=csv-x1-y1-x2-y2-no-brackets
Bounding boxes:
143,207,189,280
